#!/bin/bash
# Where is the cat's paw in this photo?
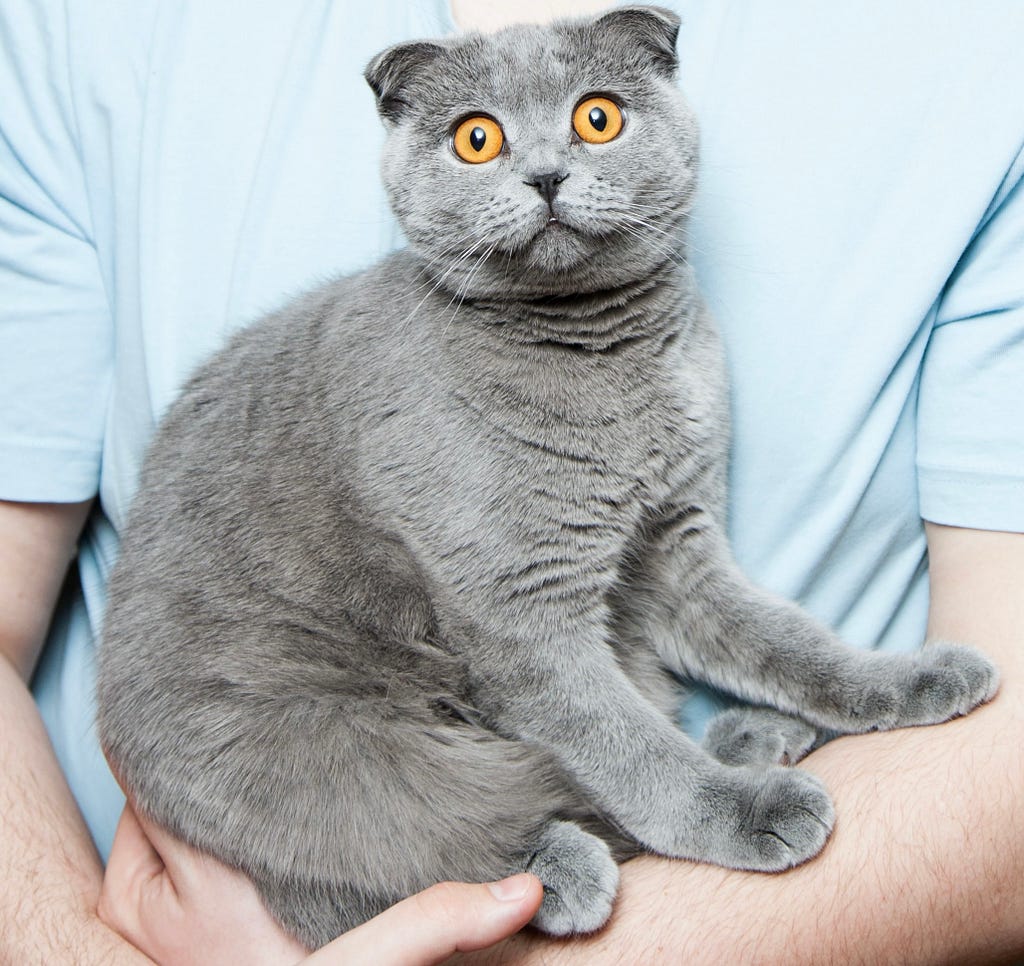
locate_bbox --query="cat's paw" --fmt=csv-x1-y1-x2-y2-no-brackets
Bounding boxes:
896,641,999,726
527,821,619,936
707,767,835,872
703,707,818,767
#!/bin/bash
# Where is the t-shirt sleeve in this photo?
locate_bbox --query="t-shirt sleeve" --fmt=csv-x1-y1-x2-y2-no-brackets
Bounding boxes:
0,1,112,502
917,145,1024,533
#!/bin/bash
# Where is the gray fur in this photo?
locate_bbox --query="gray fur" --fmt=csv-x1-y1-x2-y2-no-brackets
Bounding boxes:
702,707,821,767
97,7,998,949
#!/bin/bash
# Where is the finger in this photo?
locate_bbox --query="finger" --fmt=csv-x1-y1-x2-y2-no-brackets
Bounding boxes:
302,875,543,966
106,787,199,893
98,805,168,941
104,806,308,966
131,806,217,896
109,806,167,884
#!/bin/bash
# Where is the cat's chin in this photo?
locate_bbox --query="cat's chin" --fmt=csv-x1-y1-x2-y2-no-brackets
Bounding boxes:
520,219,594,274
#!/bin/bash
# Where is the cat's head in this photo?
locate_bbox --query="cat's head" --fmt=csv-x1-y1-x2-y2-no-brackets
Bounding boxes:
365,6,698,298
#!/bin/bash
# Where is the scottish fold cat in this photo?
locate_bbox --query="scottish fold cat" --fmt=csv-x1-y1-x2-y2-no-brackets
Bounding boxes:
97,6,998,948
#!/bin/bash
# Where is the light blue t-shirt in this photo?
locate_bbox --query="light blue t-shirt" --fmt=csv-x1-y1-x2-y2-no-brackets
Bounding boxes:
2,1,1023,860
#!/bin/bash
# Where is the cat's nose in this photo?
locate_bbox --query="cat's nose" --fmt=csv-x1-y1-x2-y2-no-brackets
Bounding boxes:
525,171,569,207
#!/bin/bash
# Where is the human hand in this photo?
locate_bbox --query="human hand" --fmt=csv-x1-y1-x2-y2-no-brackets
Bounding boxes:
99,804,543,965
300,872,543,966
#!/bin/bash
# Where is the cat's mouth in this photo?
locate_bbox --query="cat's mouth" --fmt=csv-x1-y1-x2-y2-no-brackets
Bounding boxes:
537,208,582,236
513,208,599,272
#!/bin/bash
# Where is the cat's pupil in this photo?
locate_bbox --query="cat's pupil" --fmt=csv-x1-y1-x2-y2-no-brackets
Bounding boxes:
588,107,607,131
470,126,487,152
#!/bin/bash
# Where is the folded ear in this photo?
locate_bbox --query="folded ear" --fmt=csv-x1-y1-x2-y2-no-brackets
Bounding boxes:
593,5,680,75
364,41,446,121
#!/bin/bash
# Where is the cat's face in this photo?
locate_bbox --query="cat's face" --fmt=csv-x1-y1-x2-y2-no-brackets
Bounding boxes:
366,6,698,298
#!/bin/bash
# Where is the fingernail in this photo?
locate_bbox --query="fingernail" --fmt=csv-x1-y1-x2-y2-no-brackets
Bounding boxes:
487,873,533,901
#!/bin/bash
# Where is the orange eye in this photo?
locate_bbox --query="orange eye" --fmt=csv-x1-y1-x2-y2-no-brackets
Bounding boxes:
572,96,623,144
452,116,504,163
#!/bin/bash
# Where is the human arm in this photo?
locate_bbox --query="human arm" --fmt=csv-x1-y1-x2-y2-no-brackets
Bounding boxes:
461,523,1024,965
0,499,154,963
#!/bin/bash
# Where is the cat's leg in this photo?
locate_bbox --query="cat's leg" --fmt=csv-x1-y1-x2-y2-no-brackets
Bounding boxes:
610,603,822,768
525,820,620,935
628,512,998,735
150,678,619,947
462,616,835,877
103,586,620,944
258,814,620,943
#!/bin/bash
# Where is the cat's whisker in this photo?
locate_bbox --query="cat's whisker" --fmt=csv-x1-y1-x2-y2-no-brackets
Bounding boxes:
610,211,713,261
609,218,689,266
402,208,509,310
443,238,501,335
609,203,703,243
398,236,494,333
620,209,711,254
614,201,675,213
606,206,683,234
441,239,501,334
501,246,515,297
405,242,482,304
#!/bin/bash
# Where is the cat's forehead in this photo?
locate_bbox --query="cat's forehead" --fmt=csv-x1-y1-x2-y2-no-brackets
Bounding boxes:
417,22,667,120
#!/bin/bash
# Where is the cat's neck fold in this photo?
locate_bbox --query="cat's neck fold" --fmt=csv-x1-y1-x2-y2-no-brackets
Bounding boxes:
462,257,699,354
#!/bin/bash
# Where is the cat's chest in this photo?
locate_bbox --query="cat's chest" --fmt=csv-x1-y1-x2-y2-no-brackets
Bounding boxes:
460,352,684,495
419,372,692,626
427,359,694,596
365,322,715,615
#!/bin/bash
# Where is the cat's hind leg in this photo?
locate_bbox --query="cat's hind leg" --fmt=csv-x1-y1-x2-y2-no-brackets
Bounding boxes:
526,820,620,936
104,612,615,946
216,687,619,948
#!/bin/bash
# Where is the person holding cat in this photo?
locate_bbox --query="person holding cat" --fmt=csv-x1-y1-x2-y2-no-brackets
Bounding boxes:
1,2,1022,965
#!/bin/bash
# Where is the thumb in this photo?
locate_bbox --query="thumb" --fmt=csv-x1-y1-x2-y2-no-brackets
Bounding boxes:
301,874,543,966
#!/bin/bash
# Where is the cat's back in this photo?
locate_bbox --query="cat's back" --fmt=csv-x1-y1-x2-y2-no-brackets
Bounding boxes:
138,251,433,489
105,250,446,634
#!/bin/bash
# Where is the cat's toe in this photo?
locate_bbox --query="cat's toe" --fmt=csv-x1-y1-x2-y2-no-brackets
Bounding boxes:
703,707,818,767
922,642,999,705
726,768,835,872
528,821,619,936
899,642,999,725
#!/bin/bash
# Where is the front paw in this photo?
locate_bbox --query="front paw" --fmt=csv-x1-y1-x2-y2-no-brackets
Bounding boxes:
685,767,835,872
896,641,999,726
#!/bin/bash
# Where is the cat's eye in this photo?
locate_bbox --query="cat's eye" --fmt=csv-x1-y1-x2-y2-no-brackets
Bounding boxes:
452,116,504,164
572,96,624,145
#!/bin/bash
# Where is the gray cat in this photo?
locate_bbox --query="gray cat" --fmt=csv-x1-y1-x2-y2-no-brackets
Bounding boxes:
97,6,998,949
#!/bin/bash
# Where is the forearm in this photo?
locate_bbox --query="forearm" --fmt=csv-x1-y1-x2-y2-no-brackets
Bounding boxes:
0,658,152,963
465,525,1024,965
466,701,1021,965
0,500,150,962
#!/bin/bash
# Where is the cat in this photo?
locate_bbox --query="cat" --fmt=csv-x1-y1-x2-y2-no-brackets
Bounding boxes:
97,6,998,949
